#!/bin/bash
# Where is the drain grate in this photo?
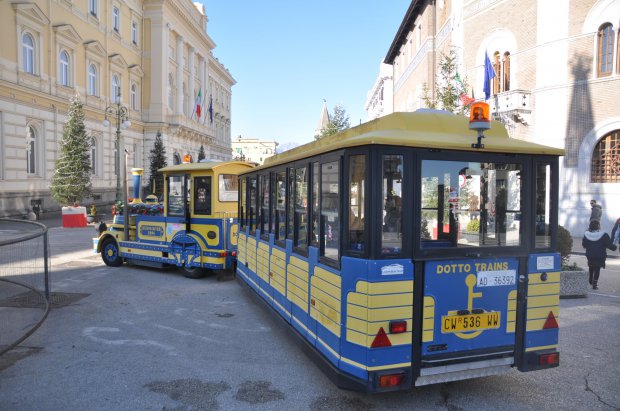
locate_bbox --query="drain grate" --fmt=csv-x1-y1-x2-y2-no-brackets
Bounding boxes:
0,291,90,308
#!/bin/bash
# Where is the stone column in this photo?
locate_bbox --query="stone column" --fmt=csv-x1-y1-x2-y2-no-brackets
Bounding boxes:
188,46,195,118
176,35,184,115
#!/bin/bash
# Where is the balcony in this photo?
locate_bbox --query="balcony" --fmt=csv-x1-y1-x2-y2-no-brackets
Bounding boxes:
490,89,531,125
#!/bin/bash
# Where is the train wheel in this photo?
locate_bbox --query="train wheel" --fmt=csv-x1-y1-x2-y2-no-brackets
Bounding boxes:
101,238,123,267
181,265,206,279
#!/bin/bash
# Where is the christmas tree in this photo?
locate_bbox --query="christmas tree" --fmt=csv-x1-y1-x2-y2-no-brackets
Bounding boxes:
50,94,92,206
146,131,167,199
198,144,206,162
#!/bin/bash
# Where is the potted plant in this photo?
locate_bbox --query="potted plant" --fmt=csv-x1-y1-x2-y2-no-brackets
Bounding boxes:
87,204,97,223
558,225,587,298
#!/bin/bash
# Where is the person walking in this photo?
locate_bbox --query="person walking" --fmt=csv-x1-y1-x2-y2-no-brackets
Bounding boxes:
612,217,620,247
582,220,617,290
589,200,602,223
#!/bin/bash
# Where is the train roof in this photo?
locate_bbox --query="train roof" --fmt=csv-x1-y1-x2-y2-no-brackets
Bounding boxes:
255,111,564,171
159,160,254,173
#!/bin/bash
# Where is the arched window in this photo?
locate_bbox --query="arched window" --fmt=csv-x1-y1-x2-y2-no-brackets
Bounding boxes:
597,23,614,77
591,130,620,183
173,152,181,165
90,136,97,175
492,51,501,95
88,64,97,96
60,50,70,86
502,52,511,92
26,126,36,174
130,83,137,110
22,33,35,74
111,75,120,102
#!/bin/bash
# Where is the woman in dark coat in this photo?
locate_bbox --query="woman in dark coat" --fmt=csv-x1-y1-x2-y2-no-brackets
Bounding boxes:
582,220,617,290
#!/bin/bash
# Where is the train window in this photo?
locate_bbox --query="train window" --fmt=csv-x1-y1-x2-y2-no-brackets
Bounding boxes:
168,175,185,216
269,173,276,234
321,161,340,262
535,163,552,248
287,168,295,240
310,162,319,248
294,166,308,252
219,174,238,202
420,160,522,248
275,171,286,242
248,176,258,232
260,174,270,236
194,176,211,215
348,155,366,253
381,155,403,254
240,177,247,229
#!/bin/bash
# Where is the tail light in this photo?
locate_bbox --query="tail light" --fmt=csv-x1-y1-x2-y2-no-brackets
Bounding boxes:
539,352,559,366
378,373,406,388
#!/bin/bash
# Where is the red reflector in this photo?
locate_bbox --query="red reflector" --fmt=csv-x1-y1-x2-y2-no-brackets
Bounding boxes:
389,320,407,334
219,251,228,257
231,251,237,257
371,327,392,348
539,352,559,366
379,373,405,388
543,311,559,329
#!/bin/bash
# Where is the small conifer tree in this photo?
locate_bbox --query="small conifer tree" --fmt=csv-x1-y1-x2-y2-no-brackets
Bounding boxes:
198,144,206,162
147,131,167,199
315,105,350,139
50,95,92,206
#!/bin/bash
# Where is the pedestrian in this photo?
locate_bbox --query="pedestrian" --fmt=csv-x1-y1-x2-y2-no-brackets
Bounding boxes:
589,199,602,223
612,217,620,247
582,220,617,290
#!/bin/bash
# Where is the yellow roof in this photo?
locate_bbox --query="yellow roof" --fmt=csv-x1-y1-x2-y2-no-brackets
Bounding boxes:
257,111,564,171
159,160,254,173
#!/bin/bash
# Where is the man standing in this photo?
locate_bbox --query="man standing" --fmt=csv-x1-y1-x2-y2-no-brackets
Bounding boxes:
590,200,602,223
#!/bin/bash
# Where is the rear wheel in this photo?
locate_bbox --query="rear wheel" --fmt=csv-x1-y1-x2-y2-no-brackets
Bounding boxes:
101,238,123,267
181,265,206,279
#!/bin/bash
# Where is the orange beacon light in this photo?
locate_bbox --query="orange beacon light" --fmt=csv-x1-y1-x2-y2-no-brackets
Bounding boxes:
469,101,491,148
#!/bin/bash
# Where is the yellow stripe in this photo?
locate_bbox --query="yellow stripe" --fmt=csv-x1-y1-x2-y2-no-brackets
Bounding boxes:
528,272,560,284
314,266,342,286
527,307,559,320
527,295,559,308
312,276,341,300
348,292,411,308
525,344,558,352
355,280,414,294
289,255,309,271
528,283,560,296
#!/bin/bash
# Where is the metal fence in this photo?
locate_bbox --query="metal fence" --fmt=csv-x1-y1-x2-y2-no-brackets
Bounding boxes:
0,219,50,356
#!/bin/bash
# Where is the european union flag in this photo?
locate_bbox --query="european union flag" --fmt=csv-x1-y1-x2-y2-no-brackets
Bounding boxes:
483,52,496,100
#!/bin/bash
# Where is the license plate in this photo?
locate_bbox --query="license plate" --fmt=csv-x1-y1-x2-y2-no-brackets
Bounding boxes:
477,270,516,287
441,312,501,333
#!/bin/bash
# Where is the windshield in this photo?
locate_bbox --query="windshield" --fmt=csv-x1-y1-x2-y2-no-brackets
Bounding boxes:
421,160,522,248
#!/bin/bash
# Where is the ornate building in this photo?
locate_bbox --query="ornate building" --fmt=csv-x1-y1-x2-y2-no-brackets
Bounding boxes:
0,0,234,216
370,0,620,235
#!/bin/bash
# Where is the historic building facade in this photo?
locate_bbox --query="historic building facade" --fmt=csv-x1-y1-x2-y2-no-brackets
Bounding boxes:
0,0,234,216
231,136,278,165
370,0,620,235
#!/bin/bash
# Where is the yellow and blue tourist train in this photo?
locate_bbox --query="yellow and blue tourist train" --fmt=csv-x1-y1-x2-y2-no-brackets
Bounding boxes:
94,161,253,278
235,104,563,392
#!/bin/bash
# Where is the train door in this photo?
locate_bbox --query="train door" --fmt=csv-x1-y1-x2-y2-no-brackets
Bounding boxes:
166,174,199,267
415,157,523,384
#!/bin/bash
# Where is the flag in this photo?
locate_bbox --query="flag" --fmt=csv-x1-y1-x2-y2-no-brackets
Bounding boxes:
483,52,496,100
193,89,202,120
208,94,213,124
460,93,475,106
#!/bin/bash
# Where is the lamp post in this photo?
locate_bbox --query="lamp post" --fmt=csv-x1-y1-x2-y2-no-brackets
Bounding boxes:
103,91,131,239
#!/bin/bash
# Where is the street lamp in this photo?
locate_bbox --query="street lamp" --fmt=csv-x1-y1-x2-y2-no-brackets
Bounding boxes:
103,91,131,239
